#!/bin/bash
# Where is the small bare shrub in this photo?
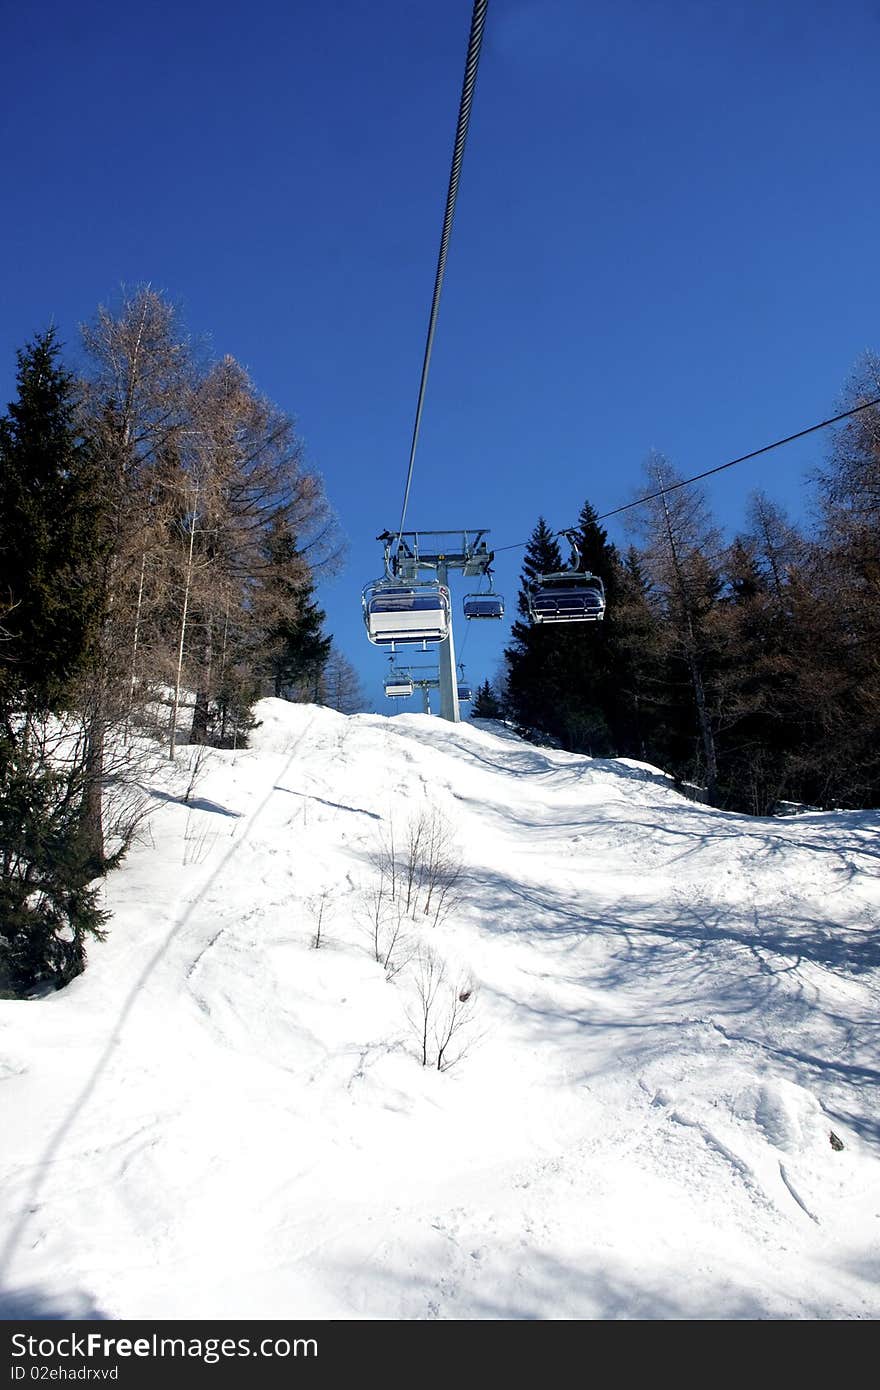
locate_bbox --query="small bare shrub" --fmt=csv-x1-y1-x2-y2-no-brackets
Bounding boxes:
406,944,478,1071
369,807,463,927
361,881,412,979
309,888,331,949
418,810,464,927
181,742,211,805
182,811,218,865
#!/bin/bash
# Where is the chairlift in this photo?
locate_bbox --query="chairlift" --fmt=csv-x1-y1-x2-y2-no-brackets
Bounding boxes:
363,578,451,646
463,566,504,620
528,571,606,623
527,530,606,625
384,671,414,699
463,592,504,620
456,663,472,703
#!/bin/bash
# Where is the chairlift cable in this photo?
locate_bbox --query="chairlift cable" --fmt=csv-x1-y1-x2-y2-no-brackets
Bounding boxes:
596,396,880,523
491,395,880,553
395,0,489,549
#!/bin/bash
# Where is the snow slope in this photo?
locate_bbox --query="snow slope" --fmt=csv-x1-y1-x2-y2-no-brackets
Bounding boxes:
2,701,879,1320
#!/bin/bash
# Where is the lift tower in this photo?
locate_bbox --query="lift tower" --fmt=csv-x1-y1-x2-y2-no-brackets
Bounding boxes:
380,530,493,724
398,666,441,716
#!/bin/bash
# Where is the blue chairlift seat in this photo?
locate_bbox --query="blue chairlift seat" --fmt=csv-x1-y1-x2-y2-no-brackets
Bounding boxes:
463,593,504,620
528,572,606,624
457,683,473,702
363,580,451,646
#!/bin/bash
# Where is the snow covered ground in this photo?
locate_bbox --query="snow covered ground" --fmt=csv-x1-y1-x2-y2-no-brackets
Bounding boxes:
2,700,879,1320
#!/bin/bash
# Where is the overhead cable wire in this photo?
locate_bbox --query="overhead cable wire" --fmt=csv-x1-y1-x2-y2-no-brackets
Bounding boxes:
395,0,489,548
457,612,473,663
492,395,880,552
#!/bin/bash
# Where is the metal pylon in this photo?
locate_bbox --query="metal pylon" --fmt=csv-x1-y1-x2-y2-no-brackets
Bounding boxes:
375,529,493,724
436,559,460,724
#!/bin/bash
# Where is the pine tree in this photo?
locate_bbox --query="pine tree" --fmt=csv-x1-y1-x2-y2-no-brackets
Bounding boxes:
504,518,566,742
505,510,622,755
0,330,108,711
710,496,827,811
556,499,623,755
0,725,110,995
712,537,794,812
471,679,501,719
607,546,669,764
255,517,332,702
574,500,618,590
0,332,115,994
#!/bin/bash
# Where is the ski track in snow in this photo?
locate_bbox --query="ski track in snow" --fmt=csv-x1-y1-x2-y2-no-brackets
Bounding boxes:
1,702,879,1320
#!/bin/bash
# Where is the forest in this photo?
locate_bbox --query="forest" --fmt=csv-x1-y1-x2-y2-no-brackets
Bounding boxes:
491,353,880,818
0,288,359,996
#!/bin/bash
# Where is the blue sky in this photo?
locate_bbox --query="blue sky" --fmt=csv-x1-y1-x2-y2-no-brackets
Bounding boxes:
2,0,879,710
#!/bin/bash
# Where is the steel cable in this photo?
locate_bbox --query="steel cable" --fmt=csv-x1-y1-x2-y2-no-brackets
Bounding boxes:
395,0,489,547
492,395,880,552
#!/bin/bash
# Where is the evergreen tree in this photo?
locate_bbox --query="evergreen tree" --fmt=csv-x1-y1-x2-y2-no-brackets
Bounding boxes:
556,499,623,755
0,330,108,711
706,496,827,812
505,509,622,755
504,518,566,742
256,518,332,702
471,679,502,719
0,725,111,994
712,537,795,813
574,500,618,588
607,546,669,764
0,332,115,994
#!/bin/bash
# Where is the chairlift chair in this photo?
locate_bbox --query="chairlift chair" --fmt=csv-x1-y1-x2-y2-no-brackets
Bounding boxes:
384,672,414,699
527,531,605,624
463,566,504,620
363,579,451,646
463,592,504,620
527,571,606,624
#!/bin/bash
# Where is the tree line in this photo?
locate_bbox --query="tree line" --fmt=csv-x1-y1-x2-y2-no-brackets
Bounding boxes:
481,355,880,817
0,287,360,995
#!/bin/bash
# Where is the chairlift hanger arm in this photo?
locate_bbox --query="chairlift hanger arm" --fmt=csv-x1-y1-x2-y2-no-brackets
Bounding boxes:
558,529,582,572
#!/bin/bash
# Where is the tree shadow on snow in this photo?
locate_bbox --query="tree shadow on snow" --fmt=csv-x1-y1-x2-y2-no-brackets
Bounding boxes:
465,869,880,1131
327,1244,846,1320
273,785,381,819
143,786,242,817
468,868,880,977
0,1285,108,1320
381,719,570,781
